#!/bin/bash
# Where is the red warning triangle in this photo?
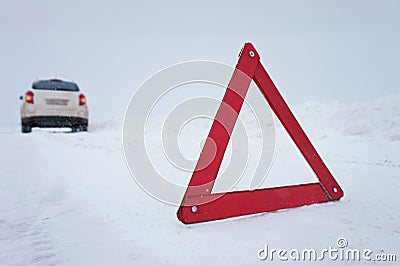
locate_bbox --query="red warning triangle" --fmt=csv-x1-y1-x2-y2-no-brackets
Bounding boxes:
177,43,344,224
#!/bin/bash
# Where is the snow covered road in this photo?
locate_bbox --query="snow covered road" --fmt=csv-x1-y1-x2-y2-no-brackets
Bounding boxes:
1,96,399,265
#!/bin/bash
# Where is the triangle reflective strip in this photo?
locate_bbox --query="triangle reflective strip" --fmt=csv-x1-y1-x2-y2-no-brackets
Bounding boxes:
177,43,344,224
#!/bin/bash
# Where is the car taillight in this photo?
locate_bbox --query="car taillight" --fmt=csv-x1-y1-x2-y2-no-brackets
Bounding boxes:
25,91,34,104
79,94,86,105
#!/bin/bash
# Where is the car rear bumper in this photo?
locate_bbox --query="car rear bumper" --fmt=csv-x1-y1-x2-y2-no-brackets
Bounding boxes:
22,116,88,128
20,102,89,120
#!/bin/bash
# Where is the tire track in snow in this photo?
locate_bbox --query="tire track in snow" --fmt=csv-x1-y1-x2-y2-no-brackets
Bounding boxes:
0,133,59,265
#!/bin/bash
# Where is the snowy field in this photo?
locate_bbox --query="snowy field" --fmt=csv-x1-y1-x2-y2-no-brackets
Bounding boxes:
2,1,400,265
1,95,399,265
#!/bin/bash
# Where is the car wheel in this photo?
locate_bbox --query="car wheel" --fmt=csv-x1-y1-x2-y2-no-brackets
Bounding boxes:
21,124,32,133
79,125,88,132
71,127,78,133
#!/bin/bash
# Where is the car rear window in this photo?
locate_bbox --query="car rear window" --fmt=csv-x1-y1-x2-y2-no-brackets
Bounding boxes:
32,80,80,92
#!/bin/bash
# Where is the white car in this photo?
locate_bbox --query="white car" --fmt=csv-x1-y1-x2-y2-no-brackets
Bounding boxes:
20,79,89,133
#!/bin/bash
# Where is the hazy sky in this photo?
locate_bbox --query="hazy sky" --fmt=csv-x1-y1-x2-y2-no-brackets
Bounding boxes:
1,0,399,125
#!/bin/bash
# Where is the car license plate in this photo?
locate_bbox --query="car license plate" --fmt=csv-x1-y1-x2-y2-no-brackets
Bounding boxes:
46,99,69,105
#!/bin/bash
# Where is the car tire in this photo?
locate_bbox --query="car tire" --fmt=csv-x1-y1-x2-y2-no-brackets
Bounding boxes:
80,125,88,132
71,127,78,133
21,124,32,133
